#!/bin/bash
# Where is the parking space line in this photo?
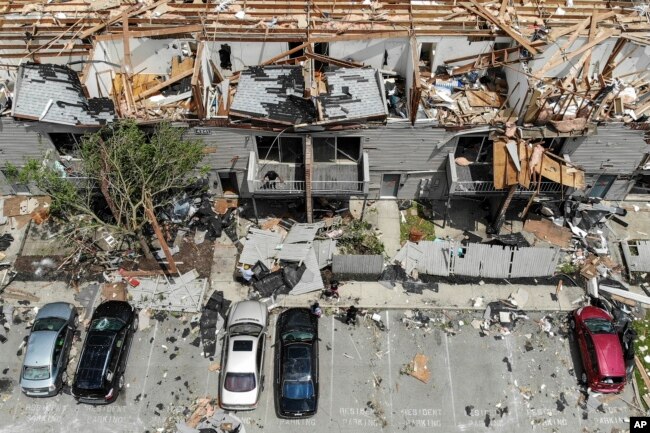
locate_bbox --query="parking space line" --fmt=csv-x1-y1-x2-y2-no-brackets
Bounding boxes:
443,332,458,426
348,333,362,360
263,314,277,428
385,311,395,429
137,320,159,417
329,314,335,420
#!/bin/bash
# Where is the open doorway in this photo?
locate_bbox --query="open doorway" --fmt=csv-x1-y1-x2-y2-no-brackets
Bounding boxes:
380,173,400,198
218,171,239,196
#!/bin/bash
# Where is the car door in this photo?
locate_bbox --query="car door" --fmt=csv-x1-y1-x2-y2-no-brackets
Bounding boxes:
257,333,265,393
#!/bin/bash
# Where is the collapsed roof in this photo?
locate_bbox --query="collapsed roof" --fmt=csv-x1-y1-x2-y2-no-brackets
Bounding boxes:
12,63,115,126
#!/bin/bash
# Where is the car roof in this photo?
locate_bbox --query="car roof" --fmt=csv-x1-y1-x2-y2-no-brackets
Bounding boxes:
225,335,259,373
24,331,57,367
228,301,267,328
75,332,115,388
591,333,626,377
282,343,312,380
36,302,74,321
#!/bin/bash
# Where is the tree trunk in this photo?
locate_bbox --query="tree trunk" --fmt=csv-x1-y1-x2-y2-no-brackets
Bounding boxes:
136,229,154,259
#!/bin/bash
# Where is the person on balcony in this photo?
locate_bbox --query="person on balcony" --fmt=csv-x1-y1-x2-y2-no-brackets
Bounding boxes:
262,170,283,189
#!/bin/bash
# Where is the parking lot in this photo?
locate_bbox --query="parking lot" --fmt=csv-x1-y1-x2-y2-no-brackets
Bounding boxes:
0,308,633,433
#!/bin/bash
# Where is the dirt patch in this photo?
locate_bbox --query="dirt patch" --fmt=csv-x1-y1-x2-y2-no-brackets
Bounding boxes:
0,378,13,394
14,256,65,281
133,235,215,279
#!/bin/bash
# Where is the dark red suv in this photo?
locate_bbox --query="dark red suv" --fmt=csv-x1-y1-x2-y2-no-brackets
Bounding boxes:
571,306,626,393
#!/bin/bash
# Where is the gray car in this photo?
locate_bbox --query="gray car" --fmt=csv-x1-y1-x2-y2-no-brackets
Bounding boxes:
20,302,78,397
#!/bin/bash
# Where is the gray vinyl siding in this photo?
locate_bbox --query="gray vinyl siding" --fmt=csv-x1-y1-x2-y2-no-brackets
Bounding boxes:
0,118,58,166
332,122,456,199
561,124,650,174
604,179,634,201
184,127,252,196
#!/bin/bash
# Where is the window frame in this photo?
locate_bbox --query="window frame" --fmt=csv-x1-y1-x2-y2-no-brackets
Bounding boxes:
312,136,362,163
255,135,304,164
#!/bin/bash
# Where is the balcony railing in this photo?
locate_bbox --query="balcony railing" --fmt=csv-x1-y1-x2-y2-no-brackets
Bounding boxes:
249,179,306,193
247,151,370,195
453,181,564,195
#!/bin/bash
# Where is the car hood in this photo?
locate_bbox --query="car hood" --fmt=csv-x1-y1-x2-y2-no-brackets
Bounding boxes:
24,331,57,367
280,308,315,334
94,301,133,324
592,333,626,377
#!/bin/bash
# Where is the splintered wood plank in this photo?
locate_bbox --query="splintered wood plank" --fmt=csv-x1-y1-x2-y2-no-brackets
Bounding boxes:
534,153,586,189
518,140,532,189
523,218,572,248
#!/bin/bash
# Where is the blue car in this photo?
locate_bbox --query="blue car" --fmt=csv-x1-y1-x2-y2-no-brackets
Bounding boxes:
274,308,319,418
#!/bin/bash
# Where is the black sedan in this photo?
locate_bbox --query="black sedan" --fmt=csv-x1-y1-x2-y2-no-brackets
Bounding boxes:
72,301,138,404
274,308,319,418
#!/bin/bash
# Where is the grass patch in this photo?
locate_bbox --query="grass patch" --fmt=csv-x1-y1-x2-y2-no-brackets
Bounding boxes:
399,202,436,243
337,220,385,256
557,262,580,275
632,311,650,408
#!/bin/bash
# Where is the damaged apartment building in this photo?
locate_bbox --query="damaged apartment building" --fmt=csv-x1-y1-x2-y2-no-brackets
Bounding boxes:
0,0,649,223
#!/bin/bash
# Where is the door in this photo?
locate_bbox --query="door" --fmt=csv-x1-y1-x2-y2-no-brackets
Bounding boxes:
588,174,616,198
219,172,240,196
380,174,400,198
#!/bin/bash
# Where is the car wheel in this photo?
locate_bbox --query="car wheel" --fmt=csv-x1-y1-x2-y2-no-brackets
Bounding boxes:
62,371,68,385
73,315,79,328
569,317,575,330
132,316,139,332
581,372,587,385
118,375,125,390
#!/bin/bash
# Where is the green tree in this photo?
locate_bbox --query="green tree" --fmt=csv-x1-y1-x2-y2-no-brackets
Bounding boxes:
9,120,207,257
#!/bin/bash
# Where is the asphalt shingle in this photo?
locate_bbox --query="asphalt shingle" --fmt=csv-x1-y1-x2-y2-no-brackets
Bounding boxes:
12,63,115,126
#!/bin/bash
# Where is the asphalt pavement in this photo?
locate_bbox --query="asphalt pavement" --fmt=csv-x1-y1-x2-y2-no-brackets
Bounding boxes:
0,308,634,433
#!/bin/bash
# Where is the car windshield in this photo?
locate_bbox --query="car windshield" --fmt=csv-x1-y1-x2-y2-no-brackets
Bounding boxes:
90,317,125,332
282,380,314,399
585,318,616,334
281,330,314,342
32,318,66,332
229,323,263,337
224,373,256,392
23,366,50,380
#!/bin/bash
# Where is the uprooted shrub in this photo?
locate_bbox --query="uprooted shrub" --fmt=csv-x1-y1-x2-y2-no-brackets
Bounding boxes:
337,220,385,256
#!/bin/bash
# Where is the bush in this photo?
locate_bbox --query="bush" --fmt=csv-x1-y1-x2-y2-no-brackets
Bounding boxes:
337,220,385,256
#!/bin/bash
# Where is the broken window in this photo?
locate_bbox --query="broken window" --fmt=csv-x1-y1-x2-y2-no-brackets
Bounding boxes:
288,42,305,59
455,135,492,164
313,137,361,163
256,136,304,163
49,133,84,156
219,44,232,70
313,137,336,162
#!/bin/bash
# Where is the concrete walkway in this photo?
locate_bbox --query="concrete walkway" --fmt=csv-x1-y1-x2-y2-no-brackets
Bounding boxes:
373,200,401,258
274,281,584,312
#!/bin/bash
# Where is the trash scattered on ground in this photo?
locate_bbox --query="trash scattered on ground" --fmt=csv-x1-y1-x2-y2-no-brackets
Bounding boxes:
401,353,431,383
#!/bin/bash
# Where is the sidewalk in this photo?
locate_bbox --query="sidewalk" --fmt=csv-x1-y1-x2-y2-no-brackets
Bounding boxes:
274,281,584,312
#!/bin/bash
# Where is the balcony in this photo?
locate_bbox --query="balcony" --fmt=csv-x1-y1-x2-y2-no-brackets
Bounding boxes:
247,151,370,196
447,153,564,196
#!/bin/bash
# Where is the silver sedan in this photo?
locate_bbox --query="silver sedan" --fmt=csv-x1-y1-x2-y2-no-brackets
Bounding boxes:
20,302,78,397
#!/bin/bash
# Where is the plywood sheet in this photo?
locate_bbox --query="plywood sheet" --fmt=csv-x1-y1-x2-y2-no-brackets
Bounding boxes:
466,90,505,108
523,218,572,248
534,154,586,189
518,140,532,189
493,140,518,189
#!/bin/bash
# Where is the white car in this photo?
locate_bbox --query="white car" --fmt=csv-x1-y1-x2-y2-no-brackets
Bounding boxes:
219,300,268,410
